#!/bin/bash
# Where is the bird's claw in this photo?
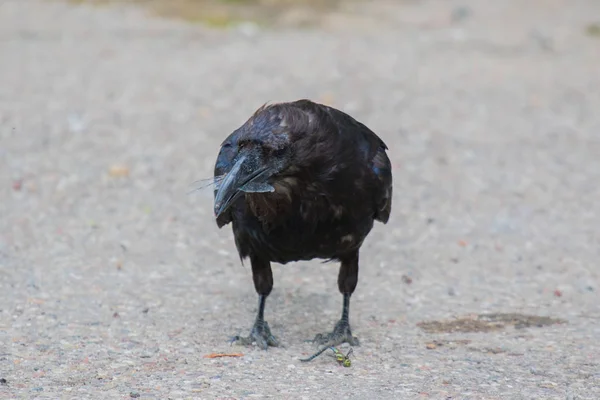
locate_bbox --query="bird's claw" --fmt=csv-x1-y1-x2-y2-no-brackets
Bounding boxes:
231,320,279,350
310,319,360,347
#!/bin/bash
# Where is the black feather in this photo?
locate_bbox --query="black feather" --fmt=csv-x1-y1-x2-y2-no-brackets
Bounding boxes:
211,99,393,350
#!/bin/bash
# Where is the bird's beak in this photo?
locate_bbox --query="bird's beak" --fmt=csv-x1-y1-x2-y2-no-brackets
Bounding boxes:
213,152,275,219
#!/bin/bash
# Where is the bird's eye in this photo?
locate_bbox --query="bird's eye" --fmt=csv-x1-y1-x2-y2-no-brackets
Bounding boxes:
273,148,286,158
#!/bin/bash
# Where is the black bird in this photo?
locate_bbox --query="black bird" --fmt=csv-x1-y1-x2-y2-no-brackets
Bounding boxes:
213,99,392,350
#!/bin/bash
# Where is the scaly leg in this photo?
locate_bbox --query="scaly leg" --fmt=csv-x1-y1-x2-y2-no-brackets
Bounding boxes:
231,255,279,350
310,250,360,347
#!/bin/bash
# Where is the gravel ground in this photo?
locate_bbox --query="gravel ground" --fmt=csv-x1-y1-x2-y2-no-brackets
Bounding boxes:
1,0,600,399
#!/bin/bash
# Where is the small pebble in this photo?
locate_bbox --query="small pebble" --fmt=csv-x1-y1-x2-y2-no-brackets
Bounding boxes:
109,165,130,178
451,6,471,22
67,113,85,133
237,22,259,37
130,392,140,398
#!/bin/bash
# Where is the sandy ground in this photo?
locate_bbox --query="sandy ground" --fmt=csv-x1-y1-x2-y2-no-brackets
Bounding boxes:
1,0,600,398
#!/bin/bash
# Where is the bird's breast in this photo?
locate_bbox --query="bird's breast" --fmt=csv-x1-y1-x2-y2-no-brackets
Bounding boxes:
232,197,374,264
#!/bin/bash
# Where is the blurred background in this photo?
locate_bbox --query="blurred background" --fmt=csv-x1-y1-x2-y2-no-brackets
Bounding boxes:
1,0,599,398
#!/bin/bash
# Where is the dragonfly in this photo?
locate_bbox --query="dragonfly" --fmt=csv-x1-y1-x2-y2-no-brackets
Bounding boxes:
331,347,353,367
300,346,353,367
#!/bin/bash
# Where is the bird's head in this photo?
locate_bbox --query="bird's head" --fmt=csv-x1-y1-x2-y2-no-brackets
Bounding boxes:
213,104,301,222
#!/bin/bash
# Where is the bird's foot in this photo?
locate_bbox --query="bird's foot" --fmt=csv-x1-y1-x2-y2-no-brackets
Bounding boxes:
309,319,360,347
230,320,279,350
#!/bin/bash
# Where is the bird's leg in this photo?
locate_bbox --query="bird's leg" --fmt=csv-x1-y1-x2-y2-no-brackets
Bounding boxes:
231,255,279,350
310,251,360,347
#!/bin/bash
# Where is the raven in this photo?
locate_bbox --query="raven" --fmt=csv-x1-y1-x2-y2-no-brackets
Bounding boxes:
213,99,392,350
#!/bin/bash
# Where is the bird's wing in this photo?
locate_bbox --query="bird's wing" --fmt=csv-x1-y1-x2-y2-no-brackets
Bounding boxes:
371,144,393,223
325,104,392,223
294,100,393,224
